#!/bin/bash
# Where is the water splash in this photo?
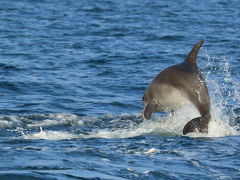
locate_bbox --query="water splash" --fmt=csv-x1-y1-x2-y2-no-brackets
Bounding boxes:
81,52,239,139
1,53,239,140
78,52,240,139
201,50,240,135
22,127,78,140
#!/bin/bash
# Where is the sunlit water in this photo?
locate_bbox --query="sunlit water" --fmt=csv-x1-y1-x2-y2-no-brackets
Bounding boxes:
0,0,239,179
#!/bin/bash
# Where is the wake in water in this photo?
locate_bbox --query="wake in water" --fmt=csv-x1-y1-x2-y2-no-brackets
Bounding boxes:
0,54,239,140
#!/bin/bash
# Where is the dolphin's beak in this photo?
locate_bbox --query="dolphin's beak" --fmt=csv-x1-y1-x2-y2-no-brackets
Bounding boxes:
141,109,146,120
142,102,157,120
141,108,150,120
143,108,152,119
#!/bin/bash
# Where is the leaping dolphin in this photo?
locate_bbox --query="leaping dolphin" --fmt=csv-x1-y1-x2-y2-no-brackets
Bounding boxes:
142,41,211,135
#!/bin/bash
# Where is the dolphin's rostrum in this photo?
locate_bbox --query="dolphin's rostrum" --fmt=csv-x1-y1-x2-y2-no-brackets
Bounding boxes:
142,41,211,135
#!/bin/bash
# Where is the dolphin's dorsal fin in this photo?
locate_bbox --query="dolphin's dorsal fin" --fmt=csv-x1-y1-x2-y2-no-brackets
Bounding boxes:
185,40,204,64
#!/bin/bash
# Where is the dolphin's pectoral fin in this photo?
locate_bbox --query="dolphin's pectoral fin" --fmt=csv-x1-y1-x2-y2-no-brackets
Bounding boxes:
183,117,209,135
143,102,157,120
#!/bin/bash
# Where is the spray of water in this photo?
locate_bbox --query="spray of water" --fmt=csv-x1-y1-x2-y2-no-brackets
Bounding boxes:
80,51,240,139
2,52,239,140
81,51,240,139
200,50,240,136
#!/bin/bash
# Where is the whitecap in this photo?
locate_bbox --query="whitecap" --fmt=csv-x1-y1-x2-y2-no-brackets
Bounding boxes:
27,113,83,127
22,127,78,140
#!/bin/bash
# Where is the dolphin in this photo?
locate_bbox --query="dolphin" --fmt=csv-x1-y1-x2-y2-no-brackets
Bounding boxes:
142,41,211,135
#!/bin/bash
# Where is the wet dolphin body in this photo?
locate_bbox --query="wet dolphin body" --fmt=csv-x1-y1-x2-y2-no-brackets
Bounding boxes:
142,41,211,135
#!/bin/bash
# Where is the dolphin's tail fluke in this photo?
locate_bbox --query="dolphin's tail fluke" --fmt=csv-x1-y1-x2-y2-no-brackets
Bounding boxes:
185,40,204,64
182,115,210,135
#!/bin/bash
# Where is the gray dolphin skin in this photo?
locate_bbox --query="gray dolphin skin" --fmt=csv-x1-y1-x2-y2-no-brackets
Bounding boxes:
142,41,211,135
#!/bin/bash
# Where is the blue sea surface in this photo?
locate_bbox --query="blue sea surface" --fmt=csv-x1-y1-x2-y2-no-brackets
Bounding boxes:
0,0,239,179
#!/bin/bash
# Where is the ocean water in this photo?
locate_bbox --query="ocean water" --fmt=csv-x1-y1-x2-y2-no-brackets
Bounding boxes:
0,0,239,179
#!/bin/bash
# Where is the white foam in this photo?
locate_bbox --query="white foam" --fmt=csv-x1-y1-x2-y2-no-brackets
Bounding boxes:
81,119,164,139
0,115,22,128
0,113,83,129
144,148,160,154
27,113,83,128
22,127,78,140
79,108,238,139
0,120,13,128
19,105,239,140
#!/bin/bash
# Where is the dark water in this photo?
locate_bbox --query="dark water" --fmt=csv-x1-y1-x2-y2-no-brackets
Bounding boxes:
0,0,240,179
